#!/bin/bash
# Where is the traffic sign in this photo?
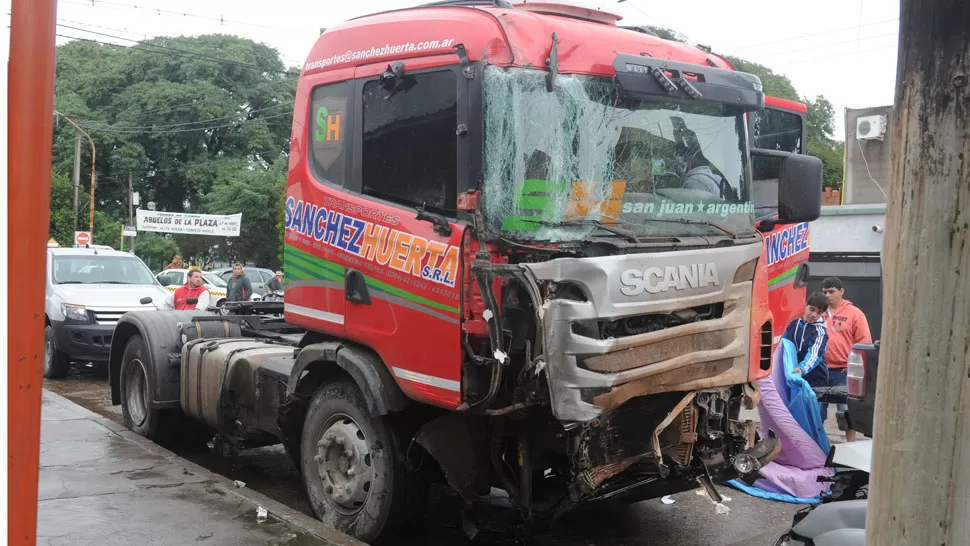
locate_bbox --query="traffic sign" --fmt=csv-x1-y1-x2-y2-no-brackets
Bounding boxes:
123,225,137,237
74,231,91,246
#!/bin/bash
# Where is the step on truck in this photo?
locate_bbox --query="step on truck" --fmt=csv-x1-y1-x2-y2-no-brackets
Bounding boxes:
108,1,823,542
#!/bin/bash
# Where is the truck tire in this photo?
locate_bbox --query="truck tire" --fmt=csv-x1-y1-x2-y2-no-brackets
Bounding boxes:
120,334,167,441
44,325,71,379
300,381,424,544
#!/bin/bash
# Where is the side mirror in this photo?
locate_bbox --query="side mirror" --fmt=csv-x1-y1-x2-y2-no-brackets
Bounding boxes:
158,276,172,287
186,298,199,305
139,296,154,305
778,153,823,223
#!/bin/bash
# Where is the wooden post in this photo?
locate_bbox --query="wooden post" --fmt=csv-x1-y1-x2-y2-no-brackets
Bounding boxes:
867,1,970,544
8,0,57,543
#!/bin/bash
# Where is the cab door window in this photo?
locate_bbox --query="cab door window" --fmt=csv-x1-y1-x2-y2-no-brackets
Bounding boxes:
361,69,458,215
750,108,804,218
751,109,802,153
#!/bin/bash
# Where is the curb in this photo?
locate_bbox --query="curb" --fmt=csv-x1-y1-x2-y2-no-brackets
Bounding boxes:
43,389,367,546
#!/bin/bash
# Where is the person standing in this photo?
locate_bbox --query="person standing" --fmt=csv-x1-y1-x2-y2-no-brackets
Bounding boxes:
784,291,829,384
266,270,284,295
821,277,872,442
166,255,183,270
166,268,210,310
226,263,253,302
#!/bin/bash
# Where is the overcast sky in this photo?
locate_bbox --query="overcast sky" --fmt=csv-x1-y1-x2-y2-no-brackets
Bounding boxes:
15,0,900,139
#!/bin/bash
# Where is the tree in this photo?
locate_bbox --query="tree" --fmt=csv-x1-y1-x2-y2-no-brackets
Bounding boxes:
867,1,970,544
204,160,287,269
52,34,295,228
49,171,77,244
724,56,800,102
134,233,180,272
804,95,844,189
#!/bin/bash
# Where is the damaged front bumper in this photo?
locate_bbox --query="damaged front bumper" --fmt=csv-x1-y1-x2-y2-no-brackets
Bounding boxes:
565,387,779,505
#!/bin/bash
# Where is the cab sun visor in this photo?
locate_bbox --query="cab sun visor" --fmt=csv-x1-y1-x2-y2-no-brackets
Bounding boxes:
611,53,765,111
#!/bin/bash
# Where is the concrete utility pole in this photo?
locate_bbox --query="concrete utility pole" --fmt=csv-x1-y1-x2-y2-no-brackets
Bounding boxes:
54,110,96,234
129,172,135,251
72,131,81,227
867,1,970,545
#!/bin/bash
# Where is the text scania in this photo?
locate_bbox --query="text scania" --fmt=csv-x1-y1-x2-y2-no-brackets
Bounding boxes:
284,197,459,288
764,222,810,266
619,263,720,296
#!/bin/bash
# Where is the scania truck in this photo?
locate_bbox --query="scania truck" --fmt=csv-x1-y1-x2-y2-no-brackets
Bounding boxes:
108,1,823,542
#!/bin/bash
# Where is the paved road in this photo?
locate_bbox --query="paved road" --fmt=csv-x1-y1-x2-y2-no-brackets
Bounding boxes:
45,371,804,546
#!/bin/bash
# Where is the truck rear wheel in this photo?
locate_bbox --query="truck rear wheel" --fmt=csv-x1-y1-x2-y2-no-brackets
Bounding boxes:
300,381,423,544
120,334,165,440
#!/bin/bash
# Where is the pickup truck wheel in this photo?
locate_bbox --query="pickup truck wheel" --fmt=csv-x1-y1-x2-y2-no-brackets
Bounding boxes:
43,325,71,379
120,335,164,440
301,381,424,544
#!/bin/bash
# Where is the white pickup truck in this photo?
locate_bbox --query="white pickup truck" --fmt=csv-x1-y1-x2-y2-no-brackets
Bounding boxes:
44,244,169,378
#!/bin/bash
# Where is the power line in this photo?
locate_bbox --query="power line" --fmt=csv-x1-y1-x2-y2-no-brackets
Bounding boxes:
57,24,298,76
78,111,292,134
59,0,309,33
748,31,898,61
728,18,899,51
615,0,692,43
55,17,307,67
783,43,898,66
77,101,294,130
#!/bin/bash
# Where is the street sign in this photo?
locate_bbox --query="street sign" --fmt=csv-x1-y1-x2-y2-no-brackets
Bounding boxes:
123,225,137,237
74,231,91,246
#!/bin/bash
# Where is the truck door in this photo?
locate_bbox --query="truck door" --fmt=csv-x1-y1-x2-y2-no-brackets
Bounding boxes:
751,98,812,344
337,62,467,409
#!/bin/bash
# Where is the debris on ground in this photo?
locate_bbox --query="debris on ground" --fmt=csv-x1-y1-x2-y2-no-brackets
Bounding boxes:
256,506,268,522
233,480,246,488
661,495,675,505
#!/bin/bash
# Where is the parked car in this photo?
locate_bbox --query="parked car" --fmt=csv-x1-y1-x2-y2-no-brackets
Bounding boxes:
45,245,168,378
155,268,229,307
211,266,275,295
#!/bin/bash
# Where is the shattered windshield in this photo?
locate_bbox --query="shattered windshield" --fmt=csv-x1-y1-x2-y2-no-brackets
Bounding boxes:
482,66,755,242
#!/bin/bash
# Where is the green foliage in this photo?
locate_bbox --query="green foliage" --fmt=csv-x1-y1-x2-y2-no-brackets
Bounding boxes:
643,26,690,44
724,56,800,102
93,212,123,248
52,34,295,255
204,160,287,268
49,171,77,244
135,233,180,272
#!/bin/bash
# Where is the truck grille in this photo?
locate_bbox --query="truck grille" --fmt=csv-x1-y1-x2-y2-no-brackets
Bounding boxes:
89,307,145,326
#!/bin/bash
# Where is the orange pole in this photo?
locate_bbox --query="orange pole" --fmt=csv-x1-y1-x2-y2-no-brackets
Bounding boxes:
8,0,57,543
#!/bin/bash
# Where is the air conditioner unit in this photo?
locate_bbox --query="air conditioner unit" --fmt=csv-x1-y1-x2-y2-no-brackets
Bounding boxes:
856,114,887,141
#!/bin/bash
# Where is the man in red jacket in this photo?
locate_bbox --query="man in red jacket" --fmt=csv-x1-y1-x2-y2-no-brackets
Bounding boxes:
166,268,211,310
821,276,872,442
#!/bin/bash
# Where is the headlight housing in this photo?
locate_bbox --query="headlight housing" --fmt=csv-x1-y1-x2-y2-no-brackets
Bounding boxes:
62,304,90,322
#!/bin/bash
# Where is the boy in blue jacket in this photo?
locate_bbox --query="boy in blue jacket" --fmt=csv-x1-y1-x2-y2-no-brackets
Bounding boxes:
784,292,829,385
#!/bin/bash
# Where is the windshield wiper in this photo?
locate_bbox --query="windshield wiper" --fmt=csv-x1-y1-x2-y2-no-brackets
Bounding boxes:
642,217,740,238
56,281,87,284
517,218,640,243
97,281,140,284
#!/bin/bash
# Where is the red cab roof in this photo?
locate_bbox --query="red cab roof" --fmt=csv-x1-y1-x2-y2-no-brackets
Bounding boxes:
303,2,731,78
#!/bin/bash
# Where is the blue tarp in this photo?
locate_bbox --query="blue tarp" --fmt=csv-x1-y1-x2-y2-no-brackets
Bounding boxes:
725,339,833,503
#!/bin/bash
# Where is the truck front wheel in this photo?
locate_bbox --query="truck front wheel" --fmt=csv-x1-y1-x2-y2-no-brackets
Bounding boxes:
300,381,423,544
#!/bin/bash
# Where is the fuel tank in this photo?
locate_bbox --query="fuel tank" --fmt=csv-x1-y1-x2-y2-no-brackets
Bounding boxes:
181,338,296,439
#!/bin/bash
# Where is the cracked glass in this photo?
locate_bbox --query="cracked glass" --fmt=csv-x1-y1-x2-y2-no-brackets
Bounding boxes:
482,66,755,241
